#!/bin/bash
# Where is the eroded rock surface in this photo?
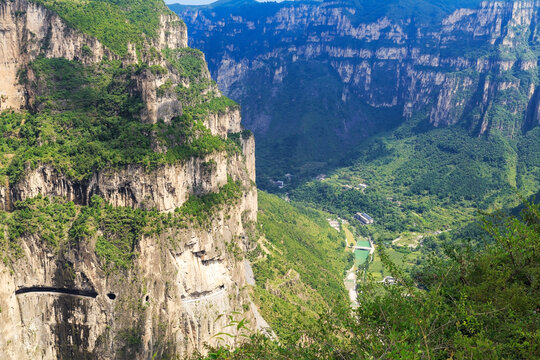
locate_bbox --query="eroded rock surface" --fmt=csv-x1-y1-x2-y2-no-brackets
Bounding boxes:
178,1,540,137
0,0,259,358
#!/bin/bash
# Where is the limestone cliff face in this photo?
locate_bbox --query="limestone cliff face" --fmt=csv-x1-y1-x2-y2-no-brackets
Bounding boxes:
1,154,227,213
0,0,258,359
0,0,110,111
176,0,540,137
0,186,257,359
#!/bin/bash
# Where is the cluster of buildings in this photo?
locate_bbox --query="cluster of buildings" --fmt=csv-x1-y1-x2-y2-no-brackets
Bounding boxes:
380,276,397,286
342,183,368,191
269,179,284,189
327,218,341,232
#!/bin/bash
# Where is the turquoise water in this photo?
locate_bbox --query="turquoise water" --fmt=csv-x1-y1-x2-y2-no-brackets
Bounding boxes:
357,240,370,248
354,249,369,266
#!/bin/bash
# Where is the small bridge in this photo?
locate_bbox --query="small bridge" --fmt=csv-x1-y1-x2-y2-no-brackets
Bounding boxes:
353,243,375,254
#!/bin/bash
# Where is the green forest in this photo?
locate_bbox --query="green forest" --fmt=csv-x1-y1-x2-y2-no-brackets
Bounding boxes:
195,199,540,359
0,0,538,359
0,54,239,185
30,0,171,55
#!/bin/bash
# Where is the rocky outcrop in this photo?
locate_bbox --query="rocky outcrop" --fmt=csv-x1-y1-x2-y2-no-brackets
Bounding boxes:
1,134,254,212
155,14,188,50
1,155,227,212
176,0,540,137
136,67,185,124
205,107,243,137
241,134,256,183
0,0,111,111
0,183,257,358
0,0,259,358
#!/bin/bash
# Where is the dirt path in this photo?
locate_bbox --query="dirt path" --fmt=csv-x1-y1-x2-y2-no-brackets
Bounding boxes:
344,265,358,308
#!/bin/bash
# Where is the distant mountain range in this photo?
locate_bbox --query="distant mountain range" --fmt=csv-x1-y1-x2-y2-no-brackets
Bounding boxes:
173,0,540,182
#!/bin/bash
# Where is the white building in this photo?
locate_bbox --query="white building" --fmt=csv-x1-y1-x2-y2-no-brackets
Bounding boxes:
355,212,374,225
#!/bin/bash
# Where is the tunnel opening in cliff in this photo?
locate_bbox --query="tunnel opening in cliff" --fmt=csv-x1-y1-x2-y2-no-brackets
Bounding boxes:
15,286,98,298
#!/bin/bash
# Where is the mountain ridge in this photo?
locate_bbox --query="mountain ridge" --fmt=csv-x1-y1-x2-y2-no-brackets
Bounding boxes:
174,0,540,182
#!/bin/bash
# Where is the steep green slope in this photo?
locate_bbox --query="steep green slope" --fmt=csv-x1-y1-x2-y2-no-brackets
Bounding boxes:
288,123,539,280
249,192,352,340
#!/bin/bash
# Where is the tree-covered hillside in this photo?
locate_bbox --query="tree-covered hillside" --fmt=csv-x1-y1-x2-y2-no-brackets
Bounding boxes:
290,125,540,234
1,56,238,185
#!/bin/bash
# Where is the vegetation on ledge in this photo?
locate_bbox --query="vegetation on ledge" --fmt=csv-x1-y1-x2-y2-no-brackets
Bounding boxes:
0,177,243,271
1,57,236,184
30,0,172,55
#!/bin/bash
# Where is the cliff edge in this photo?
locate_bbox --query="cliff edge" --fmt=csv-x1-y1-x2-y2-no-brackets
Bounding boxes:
0,0,258,358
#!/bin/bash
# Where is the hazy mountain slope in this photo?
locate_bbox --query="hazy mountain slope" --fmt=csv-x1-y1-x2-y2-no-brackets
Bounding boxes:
173,0,540,183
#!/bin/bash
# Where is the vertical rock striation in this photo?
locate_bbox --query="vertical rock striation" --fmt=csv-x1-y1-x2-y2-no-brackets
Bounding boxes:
176,0,540,138
0,0,258,358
